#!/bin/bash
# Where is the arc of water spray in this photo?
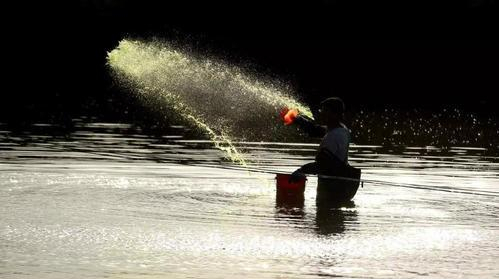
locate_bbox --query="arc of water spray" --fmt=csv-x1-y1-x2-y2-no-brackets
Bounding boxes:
107,39,314,165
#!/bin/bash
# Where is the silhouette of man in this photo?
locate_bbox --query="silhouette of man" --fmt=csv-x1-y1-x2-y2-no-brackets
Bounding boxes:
289,97,350,182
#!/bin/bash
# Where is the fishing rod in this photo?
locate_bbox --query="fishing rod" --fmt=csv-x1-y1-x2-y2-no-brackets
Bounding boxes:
199,163,359,184
197,163,499,198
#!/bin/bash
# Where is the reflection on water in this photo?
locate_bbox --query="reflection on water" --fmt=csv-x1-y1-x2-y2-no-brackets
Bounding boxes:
275,192,306,228
275,192,305,216
1,121,499,279
315,201,357,236
275,191,358,237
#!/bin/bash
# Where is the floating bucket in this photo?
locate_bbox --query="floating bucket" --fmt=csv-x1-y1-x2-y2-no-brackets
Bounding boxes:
276,173,306,195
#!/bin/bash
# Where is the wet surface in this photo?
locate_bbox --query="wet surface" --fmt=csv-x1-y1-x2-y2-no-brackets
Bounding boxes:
1,122,498,278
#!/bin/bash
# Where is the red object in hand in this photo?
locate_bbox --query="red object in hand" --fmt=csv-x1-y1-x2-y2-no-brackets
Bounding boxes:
279,107,289,119
280,107,299,125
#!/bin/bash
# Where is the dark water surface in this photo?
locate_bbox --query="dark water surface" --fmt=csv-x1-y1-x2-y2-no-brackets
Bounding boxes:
1,122,498,278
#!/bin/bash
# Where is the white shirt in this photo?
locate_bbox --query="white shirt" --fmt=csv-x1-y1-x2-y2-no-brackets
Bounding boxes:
319,125,350,163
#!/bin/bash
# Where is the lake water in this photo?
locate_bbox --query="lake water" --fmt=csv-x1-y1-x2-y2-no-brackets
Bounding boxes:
1,122,498,278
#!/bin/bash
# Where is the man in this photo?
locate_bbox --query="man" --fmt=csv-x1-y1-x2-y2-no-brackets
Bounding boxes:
289,97,350,182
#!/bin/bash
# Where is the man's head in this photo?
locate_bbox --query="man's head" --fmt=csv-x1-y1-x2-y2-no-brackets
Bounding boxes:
317,97,345,126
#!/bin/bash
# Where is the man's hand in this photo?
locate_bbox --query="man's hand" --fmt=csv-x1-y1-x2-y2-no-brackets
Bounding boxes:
288,169,306,183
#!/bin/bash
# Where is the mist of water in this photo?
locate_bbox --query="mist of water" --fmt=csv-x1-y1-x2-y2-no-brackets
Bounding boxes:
107,39,313,163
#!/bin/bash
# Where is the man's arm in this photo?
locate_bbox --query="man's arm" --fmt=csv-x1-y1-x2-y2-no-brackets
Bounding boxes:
288,156,321,183
292,148,337,176
289,148,346,182
289,162,316,183
295,162,319,175
294,115,326,138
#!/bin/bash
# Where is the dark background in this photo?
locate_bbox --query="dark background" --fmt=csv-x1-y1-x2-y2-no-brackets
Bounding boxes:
4,0,499,125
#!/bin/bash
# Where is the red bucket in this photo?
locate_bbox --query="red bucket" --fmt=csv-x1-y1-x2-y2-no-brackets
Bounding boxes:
276,173,306,194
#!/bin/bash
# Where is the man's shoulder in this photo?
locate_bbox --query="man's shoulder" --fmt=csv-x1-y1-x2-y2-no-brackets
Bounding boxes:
328,126,350,137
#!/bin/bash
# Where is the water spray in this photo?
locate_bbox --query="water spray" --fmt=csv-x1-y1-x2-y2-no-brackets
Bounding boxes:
107,39,313,164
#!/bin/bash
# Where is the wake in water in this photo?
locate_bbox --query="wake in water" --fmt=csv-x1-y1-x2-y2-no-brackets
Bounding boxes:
107,39,313,163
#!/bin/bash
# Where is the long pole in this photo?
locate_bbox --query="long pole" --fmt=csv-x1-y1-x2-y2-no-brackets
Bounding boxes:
197,163,499,198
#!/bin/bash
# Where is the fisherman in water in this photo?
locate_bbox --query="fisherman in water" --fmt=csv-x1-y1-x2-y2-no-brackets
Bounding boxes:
284,97,351,182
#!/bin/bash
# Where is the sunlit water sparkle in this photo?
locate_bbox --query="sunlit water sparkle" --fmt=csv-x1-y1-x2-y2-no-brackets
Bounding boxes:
1,122,498,278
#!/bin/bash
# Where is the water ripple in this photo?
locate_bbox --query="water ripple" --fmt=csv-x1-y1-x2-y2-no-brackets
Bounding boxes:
1,123,498,278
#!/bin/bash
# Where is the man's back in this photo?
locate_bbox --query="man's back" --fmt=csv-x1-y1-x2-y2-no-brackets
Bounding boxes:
319,125,350,164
